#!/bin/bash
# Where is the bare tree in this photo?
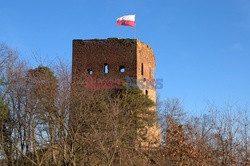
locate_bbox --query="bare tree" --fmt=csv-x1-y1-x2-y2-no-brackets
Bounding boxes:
1,43,249,166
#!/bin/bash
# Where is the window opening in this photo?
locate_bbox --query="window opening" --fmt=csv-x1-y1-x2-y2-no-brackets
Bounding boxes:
141,63,144,75
119,66,125,73
88,69,93,75
104,63,109,74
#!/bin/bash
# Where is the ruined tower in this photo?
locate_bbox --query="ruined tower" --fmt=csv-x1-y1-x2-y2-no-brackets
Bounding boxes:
72,38,160,146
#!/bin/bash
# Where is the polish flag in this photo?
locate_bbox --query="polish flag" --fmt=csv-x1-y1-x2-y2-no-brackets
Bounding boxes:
117,15,136,27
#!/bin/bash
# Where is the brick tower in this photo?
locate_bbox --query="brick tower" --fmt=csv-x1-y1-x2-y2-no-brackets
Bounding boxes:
72,38,160,146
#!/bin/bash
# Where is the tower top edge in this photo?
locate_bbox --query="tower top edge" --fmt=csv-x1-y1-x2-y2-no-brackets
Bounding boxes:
73,38,136,42
73,38,151,48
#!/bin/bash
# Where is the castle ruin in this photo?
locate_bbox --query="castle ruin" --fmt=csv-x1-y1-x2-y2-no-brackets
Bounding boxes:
72,38,160,147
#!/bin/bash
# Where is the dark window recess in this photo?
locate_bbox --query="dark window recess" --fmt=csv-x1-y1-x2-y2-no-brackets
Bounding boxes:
145,90,148,96
88,69,93,75
104,63,109,74
119,66,125,73
141,63,144,75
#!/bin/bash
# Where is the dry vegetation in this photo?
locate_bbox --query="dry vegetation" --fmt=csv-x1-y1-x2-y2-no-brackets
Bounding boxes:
0,43,249,165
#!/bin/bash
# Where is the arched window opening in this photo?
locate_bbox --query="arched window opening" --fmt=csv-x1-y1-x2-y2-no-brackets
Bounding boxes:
141,63,144,75
88,69,93,75
104,63,109,74
119,66,125,73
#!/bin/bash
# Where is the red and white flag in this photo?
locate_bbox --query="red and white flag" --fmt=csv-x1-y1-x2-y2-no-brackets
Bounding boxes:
117,15,136,27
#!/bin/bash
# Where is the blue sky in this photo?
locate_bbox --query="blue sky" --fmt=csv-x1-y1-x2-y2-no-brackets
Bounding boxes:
1,0,250,115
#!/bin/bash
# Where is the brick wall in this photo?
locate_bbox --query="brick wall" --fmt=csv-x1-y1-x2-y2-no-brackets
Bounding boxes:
72,38,160,147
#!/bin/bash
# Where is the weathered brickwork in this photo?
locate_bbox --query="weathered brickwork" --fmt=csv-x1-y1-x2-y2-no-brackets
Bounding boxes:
72,38,160,146
73,38,137,79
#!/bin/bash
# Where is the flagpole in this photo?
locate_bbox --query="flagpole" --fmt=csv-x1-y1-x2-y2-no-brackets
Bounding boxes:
134,25,136,39
134,15,136,39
